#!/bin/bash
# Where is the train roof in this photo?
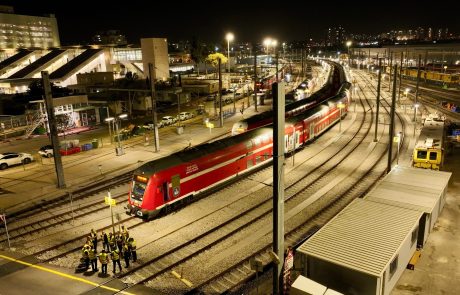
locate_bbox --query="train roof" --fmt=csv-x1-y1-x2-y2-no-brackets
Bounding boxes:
414,119,445,149
286,90,347,124
136,127,273,176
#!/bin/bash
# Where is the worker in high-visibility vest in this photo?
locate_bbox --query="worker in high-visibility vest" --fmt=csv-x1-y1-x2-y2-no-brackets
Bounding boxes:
81,247,90,270
111,248,122,274
128,237,137,262
98,250,110,274
101,231,110,252
90,229,98,252
88,247,98,272
123,243,131,268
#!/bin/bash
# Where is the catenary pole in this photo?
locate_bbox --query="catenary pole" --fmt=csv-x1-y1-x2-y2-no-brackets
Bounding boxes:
42,71,65,188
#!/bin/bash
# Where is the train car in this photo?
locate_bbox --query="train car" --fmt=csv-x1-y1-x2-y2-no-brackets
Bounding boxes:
401,68,460,88
231,62,347,136
127,90,349,219
232,79,351,136
412,117,445,170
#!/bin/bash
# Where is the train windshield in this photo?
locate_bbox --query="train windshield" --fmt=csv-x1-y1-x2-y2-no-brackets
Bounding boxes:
131,175,148,202
417,150,427,159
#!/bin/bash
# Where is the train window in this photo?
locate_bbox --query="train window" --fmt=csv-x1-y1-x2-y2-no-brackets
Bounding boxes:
131,182,146,201
247,159,254,168
429,152,437,161
256,156,262,164
417,150,427,159
254,137,261,146
264,152,270,160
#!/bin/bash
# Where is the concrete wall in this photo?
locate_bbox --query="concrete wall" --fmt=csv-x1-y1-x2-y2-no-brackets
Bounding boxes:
141,38,170,81
381,225,419,295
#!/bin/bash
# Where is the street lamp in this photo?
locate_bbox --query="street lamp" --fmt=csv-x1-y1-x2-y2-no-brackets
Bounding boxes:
413,103,420,136
105,114,127,156
263,38,272,55
404,88,410,99
225,32,234,74
443,65,447,73
337,102,345,132
346,41,352,66
395,131,402,165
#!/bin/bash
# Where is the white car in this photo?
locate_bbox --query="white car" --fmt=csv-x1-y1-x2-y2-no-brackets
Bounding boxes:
0,152,34,170
38,145,54,158
161,116,176,126
178,112,194,121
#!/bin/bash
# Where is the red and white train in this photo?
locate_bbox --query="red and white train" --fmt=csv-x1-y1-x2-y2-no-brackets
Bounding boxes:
127,87,350,219
231,62,349,136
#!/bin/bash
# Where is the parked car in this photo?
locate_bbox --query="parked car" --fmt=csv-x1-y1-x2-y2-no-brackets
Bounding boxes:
38,145,54,158
178,112,194,121
0,152,34,170
161,116,176,126
143,121,163,130
206,94,216,101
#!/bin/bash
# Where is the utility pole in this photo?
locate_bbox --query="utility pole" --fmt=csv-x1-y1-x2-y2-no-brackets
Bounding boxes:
423,51,428,83
414,54,422,136
272,82,285,295
387,65,398,174
398,52,403,105
374,59,382,142
301,49,304,78
42,71,65,188
388,52,393,92
276,48,279,83
148,63,160,152
253,47,258,112
218,58,224,128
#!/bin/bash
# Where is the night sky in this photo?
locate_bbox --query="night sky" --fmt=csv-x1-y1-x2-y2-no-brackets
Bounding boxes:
4,0,460,45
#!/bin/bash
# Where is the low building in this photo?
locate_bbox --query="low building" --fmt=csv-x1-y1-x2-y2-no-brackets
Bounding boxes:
364,166,451,247
296,198,422,295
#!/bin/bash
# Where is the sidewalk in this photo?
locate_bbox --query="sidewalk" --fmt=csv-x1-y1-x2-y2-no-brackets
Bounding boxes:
0,101,273,216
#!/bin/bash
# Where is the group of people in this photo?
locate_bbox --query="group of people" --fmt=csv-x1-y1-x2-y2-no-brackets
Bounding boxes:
80,226,137,275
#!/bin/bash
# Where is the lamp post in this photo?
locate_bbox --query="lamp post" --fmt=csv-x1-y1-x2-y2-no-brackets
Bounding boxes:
395,132,402,165
105,114,127,156
263,38,272,55
226,32,234,74
404,88,410,100
346,41,352,66
337,102,345,132
413,103,420,136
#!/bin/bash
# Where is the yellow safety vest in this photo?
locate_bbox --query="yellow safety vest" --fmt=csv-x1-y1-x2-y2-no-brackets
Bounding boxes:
99,253,108,264
111,250,120,261
88,249,96,260
129,240,136,250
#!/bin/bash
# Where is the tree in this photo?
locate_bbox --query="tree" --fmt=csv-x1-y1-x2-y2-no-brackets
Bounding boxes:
190,37,205,75
206,53,227,77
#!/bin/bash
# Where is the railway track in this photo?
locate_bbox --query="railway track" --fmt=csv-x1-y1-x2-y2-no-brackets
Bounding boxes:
0,67,414,294
68,70,398,291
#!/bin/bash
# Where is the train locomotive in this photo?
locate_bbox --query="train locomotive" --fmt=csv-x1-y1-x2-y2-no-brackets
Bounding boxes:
412,115,445,170
127,87,350,220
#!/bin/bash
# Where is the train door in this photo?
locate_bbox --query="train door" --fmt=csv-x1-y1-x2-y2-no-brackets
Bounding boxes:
162,182,169,202
295,130,301,149
309,122,315,140
285,134,294,153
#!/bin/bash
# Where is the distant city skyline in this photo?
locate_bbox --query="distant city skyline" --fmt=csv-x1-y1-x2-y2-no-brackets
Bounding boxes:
4,0,460,45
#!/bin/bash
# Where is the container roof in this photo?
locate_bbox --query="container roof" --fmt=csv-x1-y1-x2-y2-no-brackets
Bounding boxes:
297,198,422,277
